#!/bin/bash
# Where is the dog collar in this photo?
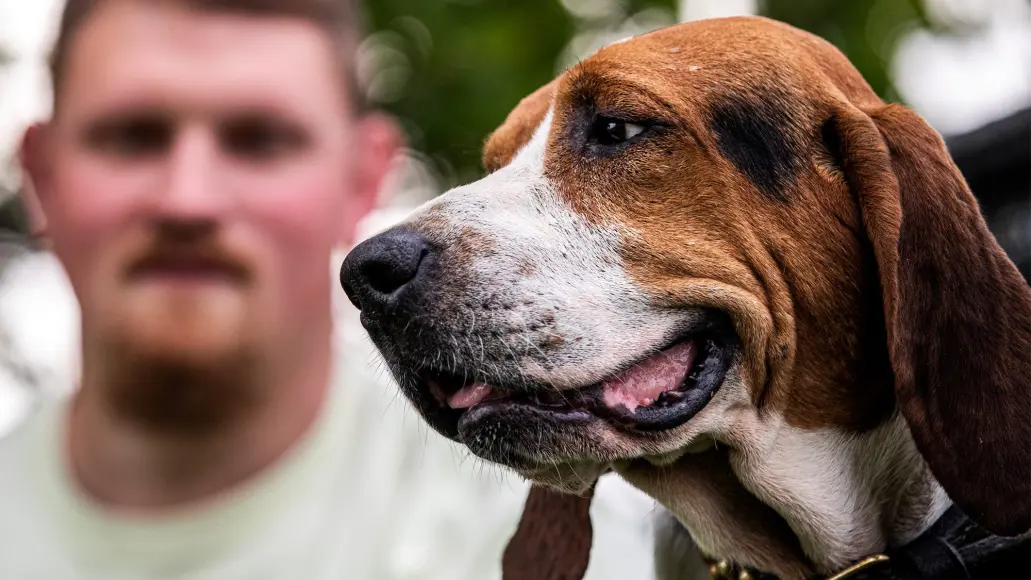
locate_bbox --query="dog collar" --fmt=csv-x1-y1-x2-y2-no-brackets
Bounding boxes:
704,506,1031,580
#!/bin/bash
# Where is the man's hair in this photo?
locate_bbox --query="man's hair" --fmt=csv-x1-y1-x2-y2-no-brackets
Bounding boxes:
49,0,365,108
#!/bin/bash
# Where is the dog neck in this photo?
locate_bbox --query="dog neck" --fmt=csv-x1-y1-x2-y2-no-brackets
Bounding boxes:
644,411,951,579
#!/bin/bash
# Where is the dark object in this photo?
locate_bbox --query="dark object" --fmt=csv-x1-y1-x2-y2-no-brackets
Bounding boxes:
0,191,29,237
947,107,1031,283
339,228,434,312
0,192,34,267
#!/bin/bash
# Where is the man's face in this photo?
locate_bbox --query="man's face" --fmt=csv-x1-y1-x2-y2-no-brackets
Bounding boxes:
23,0,397,373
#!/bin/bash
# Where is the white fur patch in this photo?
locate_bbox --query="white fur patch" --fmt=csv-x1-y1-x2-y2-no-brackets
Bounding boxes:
724,411,950,572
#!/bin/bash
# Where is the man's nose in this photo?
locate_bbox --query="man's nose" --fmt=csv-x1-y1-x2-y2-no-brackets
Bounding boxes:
155,128,227,220
340,229,434,312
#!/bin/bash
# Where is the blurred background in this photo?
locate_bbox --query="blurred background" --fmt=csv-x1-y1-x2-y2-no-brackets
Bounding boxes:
0,4,1027,576
1,0,1029,437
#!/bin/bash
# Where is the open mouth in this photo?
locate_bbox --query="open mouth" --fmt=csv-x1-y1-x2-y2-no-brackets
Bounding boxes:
418,327,736,438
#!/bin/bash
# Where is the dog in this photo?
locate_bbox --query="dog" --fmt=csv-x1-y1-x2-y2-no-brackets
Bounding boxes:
340,16,1031,579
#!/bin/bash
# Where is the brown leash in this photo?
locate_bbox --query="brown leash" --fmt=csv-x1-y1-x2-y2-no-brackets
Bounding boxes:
501,485,596,580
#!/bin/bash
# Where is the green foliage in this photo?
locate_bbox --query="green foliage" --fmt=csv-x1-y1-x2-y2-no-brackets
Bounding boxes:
363,0,677,187
762,0,931,103
362,1,576,186
363,0,934,188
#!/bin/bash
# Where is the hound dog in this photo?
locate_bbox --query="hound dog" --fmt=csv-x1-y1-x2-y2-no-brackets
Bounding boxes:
341,16,1031,580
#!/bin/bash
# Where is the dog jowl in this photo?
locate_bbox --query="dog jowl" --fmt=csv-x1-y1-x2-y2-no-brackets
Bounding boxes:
341,16,1031,578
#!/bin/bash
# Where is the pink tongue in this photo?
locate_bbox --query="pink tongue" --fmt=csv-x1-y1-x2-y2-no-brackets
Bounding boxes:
600,341,697,413
448,383,494,409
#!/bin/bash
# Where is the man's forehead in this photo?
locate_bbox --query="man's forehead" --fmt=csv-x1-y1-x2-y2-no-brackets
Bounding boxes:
58,0,349,117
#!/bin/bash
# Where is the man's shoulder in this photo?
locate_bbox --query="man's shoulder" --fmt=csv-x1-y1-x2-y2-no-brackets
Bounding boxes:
0,398,60,571
0,395,66,504
0,401,34,459
0,398,49,492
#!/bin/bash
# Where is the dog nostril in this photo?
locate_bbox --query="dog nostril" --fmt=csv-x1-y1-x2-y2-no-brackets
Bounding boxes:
340,229,433,310
360,247,427,296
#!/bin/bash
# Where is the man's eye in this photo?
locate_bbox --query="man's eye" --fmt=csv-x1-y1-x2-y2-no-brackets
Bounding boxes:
86,118,171,157
221,119,306,161
587,117,648,146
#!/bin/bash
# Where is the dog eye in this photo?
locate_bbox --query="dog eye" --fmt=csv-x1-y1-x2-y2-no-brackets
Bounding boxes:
587,117,648,146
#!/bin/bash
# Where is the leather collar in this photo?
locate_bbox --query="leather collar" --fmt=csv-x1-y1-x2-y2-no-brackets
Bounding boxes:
704,506,1031,580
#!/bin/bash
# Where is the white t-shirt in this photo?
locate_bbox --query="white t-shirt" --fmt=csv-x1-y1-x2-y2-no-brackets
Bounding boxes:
0,336,662,580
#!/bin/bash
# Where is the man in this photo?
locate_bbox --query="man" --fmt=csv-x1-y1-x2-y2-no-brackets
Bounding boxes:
0,1,660,578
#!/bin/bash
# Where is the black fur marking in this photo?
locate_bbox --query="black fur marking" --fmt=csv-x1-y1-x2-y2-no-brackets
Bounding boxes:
708,92,802,202
820,115,846,171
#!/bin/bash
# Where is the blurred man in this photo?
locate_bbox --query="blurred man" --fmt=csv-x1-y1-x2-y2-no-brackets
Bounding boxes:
0,1,660,578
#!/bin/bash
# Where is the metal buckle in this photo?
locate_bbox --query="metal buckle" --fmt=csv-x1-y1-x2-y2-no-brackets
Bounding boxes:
707,554,890,580
824,554,891,580
708,559,757,580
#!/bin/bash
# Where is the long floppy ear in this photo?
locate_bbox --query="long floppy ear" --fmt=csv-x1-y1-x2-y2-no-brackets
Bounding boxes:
502,485,595,579
829,103,1031,536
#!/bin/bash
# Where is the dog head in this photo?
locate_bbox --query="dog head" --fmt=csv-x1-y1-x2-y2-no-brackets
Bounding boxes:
342,16,1031,572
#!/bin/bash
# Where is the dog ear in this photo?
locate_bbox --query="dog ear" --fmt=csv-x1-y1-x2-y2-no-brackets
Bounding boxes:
483,81,556,173
502,485,595,580
827,103,1031,536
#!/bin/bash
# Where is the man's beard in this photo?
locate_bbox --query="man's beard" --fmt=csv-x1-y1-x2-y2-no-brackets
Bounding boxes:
102,337,264,437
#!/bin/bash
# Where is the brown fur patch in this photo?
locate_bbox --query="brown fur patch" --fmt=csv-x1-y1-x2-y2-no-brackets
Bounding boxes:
515,258,537,277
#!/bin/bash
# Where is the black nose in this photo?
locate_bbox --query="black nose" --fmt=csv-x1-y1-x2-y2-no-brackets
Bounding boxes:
340,229,433,311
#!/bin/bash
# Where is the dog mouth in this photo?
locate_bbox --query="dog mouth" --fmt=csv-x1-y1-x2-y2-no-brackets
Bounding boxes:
417,326,736,440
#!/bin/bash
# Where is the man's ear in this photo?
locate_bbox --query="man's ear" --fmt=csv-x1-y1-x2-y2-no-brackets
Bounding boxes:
340,112,404,247
18,123,52,239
